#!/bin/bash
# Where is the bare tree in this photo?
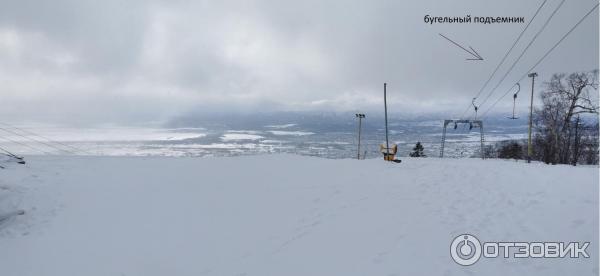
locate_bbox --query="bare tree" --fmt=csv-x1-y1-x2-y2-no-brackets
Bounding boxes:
534,70,599,164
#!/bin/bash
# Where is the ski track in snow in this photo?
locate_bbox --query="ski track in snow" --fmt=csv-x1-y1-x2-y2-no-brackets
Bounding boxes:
0,155,597,276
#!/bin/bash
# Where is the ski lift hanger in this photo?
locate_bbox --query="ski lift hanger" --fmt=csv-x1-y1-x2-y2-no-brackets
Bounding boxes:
472,98,479,120
508,83,520,120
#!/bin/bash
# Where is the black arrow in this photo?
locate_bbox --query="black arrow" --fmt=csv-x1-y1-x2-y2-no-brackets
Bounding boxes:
439,33,484,61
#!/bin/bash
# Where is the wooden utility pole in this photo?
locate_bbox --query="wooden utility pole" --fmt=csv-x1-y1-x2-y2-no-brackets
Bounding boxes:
527,72,538,163
384,83,389,157
355,113,365,159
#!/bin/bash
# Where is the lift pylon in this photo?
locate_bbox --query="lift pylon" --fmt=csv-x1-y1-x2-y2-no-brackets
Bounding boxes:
440,119,485,159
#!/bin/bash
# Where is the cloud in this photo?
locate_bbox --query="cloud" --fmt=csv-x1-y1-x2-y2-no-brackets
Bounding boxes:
0,0,597,124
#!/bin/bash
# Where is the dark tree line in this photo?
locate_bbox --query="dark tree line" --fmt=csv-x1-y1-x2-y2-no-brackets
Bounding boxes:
497,141,524,160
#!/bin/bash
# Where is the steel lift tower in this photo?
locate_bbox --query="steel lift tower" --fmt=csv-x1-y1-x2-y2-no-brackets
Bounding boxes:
440,119,485,159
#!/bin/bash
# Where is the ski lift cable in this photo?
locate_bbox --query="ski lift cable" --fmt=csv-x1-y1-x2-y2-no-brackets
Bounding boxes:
0,122,88,154
0,135,54,155
458,104,472,120
480,2,599,119
458,0,548,119
477,0,565,109
0,145,21,159
0,126,75,154
0,127,76,154
471,0,547,101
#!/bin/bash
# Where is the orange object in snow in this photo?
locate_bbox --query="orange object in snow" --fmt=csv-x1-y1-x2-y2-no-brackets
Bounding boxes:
380,144,398,161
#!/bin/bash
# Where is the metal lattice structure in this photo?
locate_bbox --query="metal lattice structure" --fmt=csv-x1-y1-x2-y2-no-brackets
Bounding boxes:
440,119,485,159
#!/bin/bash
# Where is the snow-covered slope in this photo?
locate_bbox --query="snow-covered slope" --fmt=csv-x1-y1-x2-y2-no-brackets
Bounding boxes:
0,155,597,275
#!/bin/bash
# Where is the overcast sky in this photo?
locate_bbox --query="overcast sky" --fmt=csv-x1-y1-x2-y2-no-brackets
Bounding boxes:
0,0,597,124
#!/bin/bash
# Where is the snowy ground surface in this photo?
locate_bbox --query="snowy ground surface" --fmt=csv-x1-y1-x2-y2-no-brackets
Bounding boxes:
0,155,597,275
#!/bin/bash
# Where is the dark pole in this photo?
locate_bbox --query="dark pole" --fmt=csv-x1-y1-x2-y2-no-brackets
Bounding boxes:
355,113,365,159
384,83,389,157
527,72,537,163
573,115,580,166
512,94,517,119
357,115,361,159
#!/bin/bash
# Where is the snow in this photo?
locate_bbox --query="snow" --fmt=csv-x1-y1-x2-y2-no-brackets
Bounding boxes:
265,124,297,129
268,130,314,136
220,133,264,141
0,155,597,275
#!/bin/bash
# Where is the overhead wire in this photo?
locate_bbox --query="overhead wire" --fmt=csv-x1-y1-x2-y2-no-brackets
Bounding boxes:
0,135,53,155
0,122,88,154
458,0,549,119
480,2,600,119
476,0,566,111
0,127,76,154
0,146,21,158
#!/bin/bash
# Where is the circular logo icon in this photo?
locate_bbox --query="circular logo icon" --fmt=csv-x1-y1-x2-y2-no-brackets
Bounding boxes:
450,234,482,266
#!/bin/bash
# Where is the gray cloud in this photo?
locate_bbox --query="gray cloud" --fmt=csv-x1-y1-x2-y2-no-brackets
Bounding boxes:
0,0,597,124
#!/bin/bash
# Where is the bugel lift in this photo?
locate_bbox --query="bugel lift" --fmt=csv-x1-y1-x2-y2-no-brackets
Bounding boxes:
439,119,485,159
508,83,520,120
471,98,479,120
